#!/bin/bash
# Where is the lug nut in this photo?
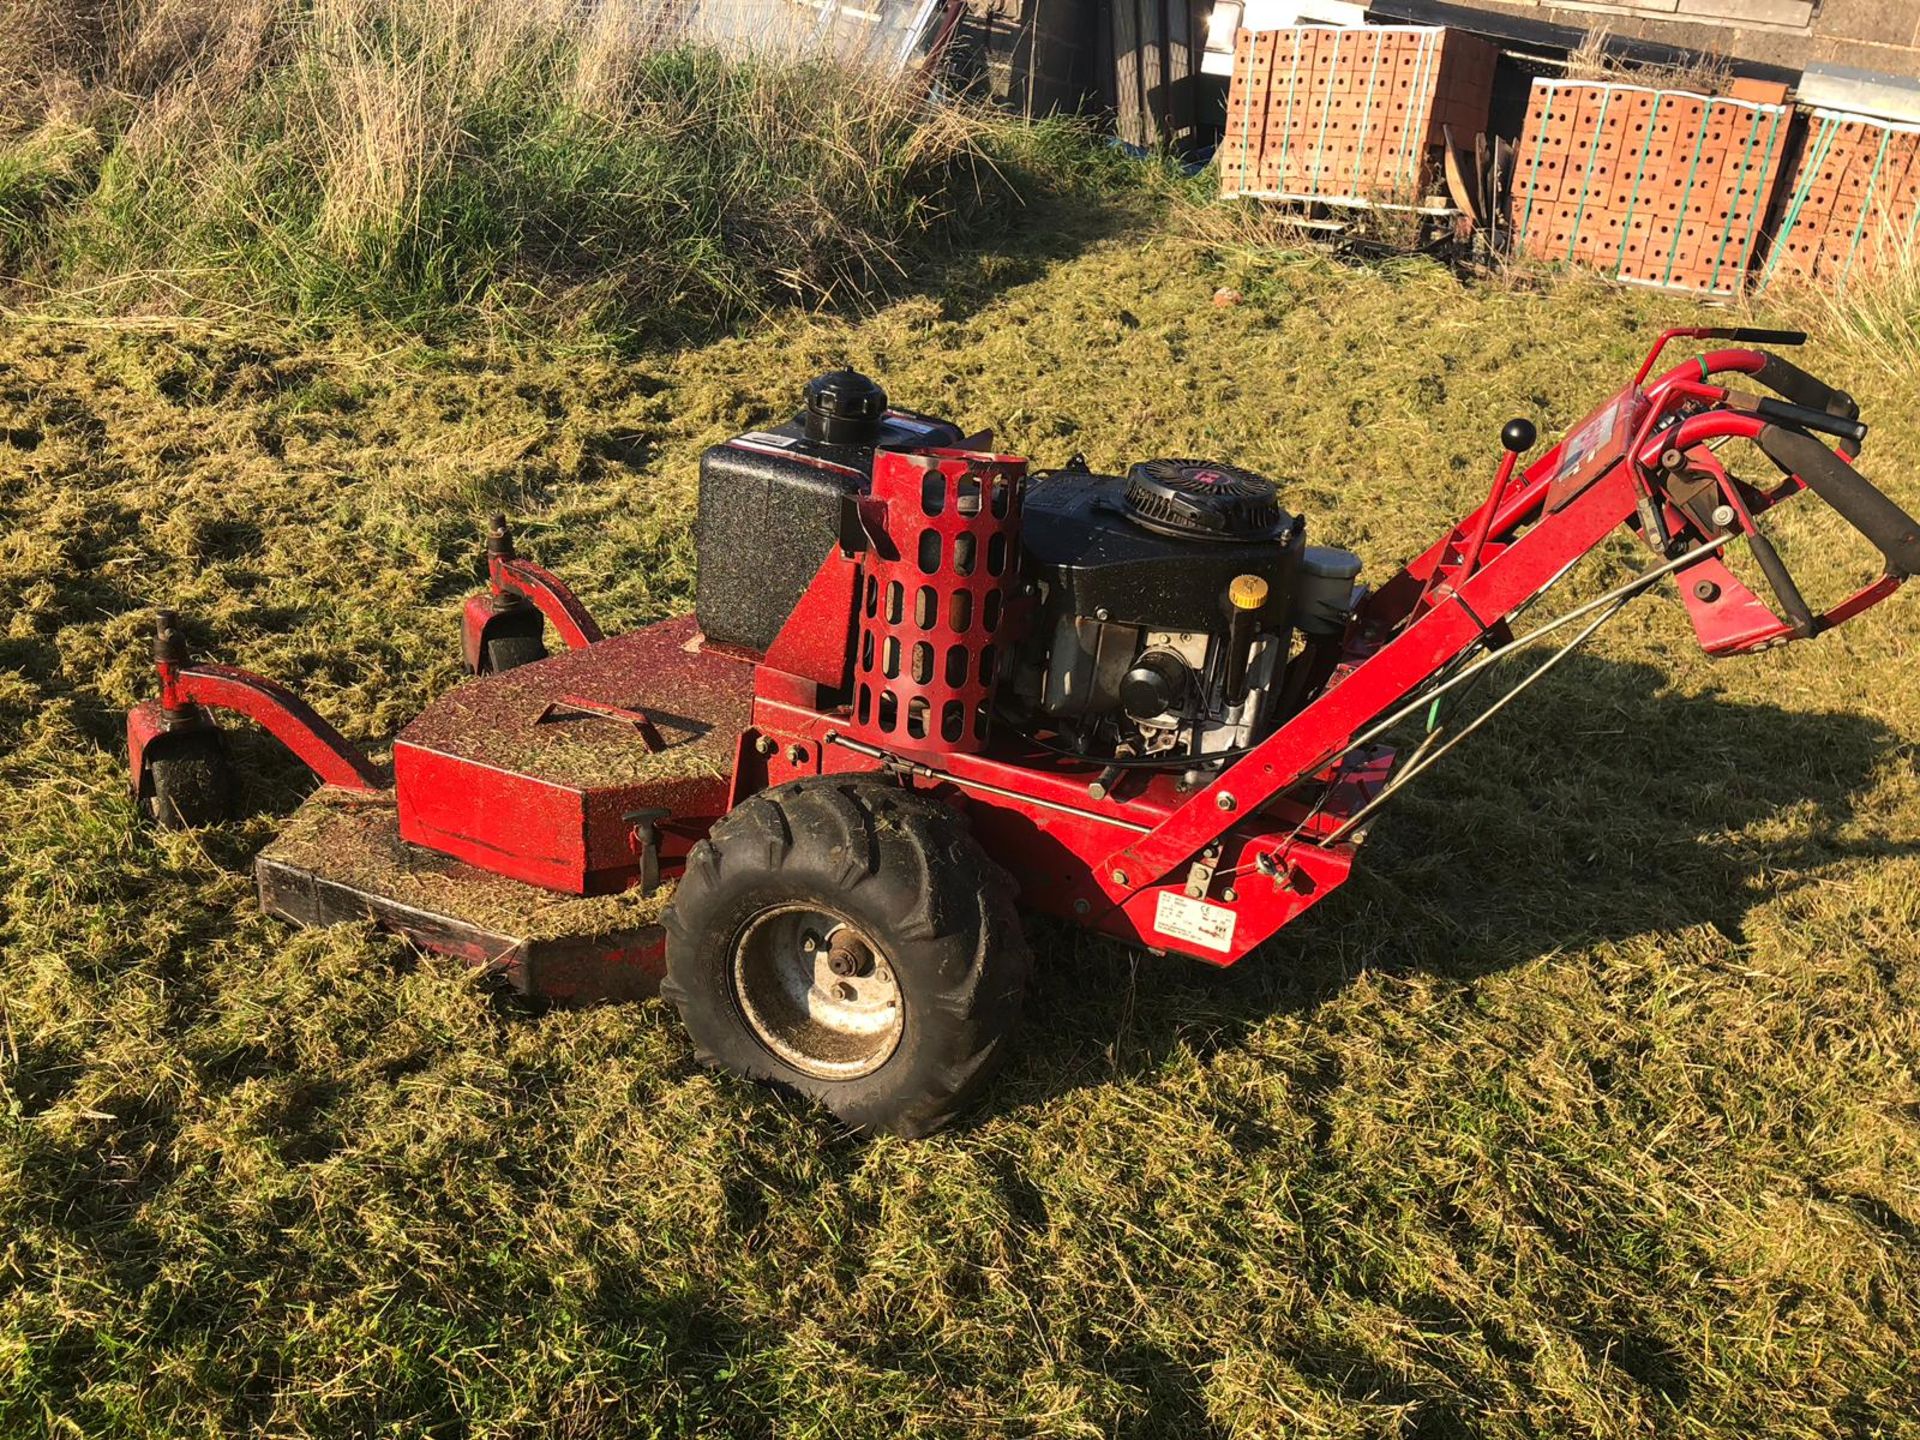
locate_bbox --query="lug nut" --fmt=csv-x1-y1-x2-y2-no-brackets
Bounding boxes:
832,981,857,1003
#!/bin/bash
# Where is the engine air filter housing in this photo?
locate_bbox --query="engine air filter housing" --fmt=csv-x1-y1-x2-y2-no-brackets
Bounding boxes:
1122,459,1284,541
850,448,1026,754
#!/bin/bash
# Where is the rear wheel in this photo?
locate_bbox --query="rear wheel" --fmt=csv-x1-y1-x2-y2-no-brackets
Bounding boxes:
662,776,1028,1136
144,730,232,829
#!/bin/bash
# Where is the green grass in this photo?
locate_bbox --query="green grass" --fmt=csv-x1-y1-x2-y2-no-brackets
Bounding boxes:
3,230,1919,1437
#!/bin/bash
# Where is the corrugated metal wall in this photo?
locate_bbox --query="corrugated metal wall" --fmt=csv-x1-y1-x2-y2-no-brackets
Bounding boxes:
1103,1,1203,148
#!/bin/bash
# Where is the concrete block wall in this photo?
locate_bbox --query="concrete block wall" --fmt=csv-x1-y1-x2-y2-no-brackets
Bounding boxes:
1375,0,1920,82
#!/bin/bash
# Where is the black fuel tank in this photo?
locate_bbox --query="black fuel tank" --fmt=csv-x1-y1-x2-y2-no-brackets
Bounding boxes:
694,401,965,652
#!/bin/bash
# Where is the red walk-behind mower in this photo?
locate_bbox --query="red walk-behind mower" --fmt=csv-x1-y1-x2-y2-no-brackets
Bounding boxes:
128,328,1919,1134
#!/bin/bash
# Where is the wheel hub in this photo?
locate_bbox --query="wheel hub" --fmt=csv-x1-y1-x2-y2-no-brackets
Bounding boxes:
731,906,903,1079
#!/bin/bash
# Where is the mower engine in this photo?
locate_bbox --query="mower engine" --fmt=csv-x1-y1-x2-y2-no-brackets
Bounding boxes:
1007,458,1361,764
690,368,1366,767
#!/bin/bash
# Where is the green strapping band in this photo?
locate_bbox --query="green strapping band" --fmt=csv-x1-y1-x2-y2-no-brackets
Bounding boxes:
1273,29,1306,198
1615,90,1662,278
1401,29,1438,189
1233,35,1255,197
1906,146,1920,251
1351,29,1386,196
1312,28,1344,196
1760,112,1839,292
1518,81,1557,246
1661,98,1715,290
1840,125,1894,289
1567,86,1614,264
1727,105,1784,292
1707,104,1765,295
1901,128,1920,251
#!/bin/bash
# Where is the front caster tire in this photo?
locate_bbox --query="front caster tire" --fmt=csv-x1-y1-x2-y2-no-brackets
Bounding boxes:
662,777,1028,1137
482,632,547,674
143,730,232,829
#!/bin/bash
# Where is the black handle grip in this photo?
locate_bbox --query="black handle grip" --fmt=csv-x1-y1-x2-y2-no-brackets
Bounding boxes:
1750,351,1857,418
1758,423,1920,580
1702,327,1807,345
1754,396,1869,445
1749,351,1861,457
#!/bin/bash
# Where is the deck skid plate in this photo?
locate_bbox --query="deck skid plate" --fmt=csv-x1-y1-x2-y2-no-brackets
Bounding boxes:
255,789,667,1002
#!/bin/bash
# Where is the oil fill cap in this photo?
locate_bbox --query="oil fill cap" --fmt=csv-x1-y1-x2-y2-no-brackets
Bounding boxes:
1229,574,1269,611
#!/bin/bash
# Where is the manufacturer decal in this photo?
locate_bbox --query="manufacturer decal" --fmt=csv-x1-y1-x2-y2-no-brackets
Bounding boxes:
1153,891,1236,954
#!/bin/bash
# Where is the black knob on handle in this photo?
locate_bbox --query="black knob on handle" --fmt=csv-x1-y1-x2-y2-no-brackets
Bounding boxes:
1501,418,1537,454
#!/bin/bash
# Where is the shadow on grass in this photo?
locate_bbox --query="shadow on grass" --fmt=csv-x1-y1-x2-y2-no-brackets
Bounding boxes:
603,174,1152,360
990,650,1915,1117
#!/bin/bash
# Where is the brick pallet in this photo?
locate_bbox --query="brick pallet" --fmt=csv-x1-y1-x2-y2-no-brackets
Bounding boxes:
1511,80,1791,297
1220,25,1497,205
1760,109,1920,289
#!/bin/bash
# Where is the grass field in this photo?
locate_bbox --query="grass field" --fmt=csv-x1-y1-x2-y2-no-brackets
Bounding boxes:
5,214,1920,1437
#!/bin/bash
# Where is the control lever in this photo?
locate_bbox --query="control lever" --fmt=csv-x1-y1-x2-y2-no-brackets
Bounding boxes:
1743,530,1818,639
1697,327,1808,346
1728,393,1869,446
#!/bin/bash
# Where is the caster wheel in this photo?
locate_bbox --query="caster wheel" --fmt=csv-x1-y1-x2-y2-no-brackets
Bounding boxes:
482,632,548,674
144,730,232,829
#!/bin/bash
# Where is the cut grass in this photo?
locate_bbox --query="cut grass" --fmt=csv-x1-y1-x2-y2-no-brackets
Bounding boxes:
2,232,1919,1437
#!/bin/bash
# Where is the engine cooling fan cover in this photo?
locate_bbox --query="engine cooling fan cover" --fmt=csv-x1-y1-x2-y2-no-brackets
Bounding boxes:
1121,459,1285,541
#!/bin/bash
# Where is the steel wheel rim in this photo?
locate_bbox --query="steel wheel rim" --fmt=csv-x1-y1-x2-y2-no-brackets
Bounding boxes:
730,904,904,1080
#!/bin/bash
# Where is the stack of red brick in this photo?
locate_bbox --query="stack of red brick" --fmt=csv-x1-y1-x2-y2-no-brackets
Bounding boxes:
1511,81,1791,296
1763,110,1920,286
1220,25,1497,203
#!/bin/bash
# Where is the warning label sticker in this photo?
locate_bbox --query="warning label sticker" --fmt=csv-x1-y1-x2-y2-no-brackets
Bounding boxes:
1152,891,1237,954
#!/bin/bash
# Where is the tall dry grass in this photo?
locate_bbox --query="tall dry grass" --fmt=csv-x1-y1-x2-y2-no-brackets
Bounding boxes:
0,0,1087,337
1770,239,1920,383
1562,25,1733,95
